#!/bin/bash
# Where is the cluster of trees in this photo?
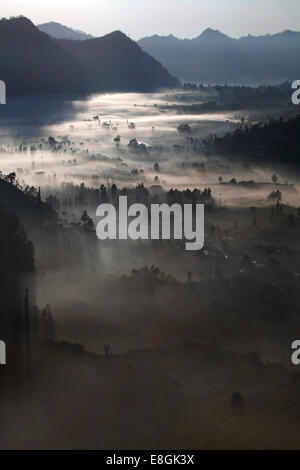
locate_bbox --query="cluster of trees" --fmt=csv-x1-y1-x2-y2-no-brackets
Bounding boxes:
0,171,43,203
166,187,212,205
128,138,148,153
204,115,300,165
160,83,293,115
46,181,214,214
130,265,177,283
177,123,192,133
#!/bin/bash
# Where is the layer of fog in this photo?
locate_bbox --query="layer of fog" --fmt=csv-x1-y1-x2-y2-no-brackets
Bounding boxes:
1,90,299,360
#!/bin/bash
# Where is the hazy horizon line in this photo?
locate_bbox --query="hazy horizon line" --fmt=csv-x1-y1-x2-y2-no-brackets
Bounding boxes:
36,20,300,41
2,15,300,42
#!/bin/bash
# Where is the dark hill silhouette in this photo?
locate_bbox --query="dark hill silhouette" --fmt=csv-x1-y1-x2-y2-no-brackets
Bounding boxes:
38,21,93,40
0,17,85,94
0,17,177,95
0,176,55,226
138,29,300,85
58,30,178,92
0,203,34,389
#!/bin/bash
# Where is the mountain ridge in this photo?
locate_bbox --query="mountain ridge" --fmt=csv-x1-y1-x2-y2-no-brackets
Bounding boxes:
139,28,300,42
38,21,93,40
0,16,178,95
138,28,300,85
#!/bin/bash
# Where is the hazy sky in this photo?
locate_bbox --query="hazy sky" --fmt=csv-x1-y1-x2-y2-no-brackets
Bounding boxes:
2,0,300,39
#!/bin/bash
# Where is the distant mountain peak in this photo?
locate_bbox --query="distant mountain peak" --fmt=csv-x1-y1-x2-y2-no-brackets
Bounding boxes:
197,28,230,40
281,29,298,36
202,27,220,35
1,15,33,26
0,16,37,32
38,21,93,40
107,30,129,39
0,16,43,41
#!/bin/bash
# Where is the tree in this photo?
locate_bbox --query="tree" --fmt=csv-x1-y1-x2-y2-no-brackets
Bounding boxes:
48,136,57,149
104,344,110,357
80,210,94,229
177,123,192,134
113,135,121,146
154,162,160,172
100,184,109,203
111,183,118,199
231,392,243,406
5,172,17,185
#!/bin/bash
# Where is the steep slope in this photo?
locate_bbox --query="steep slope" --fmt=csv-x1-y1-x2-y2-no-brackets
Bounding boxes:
0,178,55,226
138,29,300,85
58,30,178,92
0,17,85,94
38,21,93,40
0,17,177,95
